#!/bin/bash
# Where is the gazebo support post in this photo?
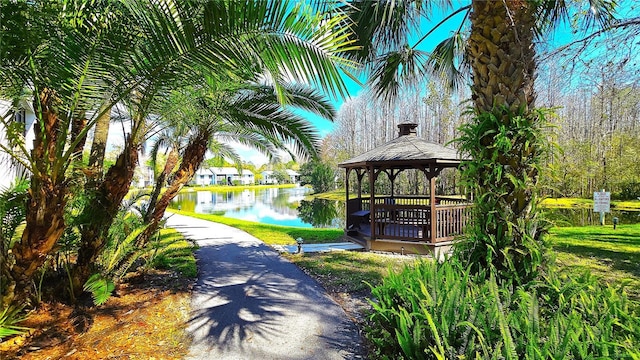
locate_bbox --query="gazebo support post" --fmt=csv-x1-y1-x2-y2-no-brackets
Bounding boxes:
356,169,364,199
387,169,398,199
429,167,437,244
369,166,377,240
345,168,351,227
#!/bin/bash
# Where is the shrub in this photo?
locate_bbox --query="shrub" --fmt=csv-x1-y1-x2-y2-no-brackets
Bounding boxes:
366,259,640,359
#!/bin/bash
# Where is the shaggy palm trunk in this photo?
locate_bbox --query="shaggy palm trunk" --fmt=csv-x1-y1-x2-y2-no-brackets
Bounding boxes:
468,1,536,114
3,89,68,307
73,137,139,291
457,1,546,284
87,103,112,185
137,130,210,247
70,111,88,159
144,148,179,223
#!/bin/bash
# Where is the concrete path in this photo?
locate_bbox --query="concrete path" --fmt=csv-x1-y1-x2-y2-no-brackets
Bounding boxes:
165,213,363,360
272,243,364,254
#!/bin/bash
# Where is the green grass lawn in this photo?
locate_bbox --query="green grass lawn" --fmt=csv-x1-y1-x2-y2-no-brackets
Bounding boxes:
151,228,198,278
549,223,640,300
284,251,415,293
168,209,344,245
541,197,640,210
284,224,640,302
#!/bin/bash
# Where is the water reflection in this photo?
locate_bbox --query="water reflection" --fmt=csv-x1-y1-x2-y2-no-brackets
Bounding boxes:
297,199,345,229
544,208,640,227
169,187,341,228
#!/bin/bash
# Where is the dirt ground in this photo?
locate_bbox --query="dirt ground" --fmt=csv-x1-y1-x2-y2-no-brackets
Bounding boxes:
0,270,193,360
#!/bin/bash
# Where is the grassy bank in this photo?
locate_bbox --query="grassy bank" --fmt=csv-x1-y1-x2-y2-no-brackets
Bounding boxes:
285,223,640,302
168,209,343,245
549,223,640,299
542,197,640,210
284,251,414,293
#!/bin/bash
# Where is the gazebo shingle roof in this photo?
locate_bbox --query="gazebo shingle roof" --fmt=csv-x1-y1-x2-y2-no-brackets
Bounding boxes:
338,124,466,169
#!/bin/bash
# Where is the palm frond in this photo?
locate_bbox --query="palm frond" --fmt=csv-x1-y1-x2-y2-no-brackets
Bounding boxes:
425,32,468,90
534,0,618,36
206,139,242,170
369,46,430,101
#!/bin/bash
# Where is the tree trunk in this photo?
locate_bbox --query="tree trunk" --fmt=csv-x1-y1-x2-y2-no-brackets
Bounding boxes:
70,111,88,159
137,130,210,247
458,1,544,284
73,135,139,290
4,89,68,307
87,102,112,185
467,0,536,114
144,148,179,223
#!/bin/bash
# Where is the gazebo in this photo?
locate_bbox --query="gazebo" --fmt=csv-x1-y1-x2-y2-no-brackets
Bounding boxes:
338,123,472,255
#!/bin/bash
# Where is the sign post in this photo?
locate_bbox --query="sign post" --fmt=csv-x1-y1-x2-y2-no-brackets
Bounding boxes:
593,189,611,225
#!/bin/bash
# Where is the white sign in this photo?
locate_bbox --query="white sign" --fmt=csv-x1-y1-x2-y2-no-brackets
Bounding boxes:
593,191,611,213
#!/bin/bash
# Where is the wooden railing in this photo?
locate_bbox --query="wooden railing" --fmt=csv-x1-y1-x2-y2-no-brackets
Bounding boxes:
348,195,472,243
434,204,471,242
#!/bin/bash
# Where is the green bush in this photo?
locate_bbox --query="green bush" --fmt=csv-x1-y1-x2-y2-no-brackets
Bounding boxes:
366,259,640,359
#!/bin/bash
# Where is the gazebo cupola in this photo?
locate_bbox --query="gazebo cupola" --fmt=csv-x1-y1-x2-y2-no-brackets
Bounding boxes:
338,123,471,255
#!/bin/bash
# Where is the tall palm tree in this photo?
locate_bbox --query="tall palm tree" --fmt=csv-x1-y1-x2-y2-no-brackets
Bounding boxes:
334,0,618,283
0,0,355,308
136,79,336,246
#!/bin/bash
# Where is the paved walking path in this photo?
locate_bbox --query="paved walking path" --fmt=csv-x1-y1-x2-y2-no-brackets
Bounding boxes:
165,213,363,360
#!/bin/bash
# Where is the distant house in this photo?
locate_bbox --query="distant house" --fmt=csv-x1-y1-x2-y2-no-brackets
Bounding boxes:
0,99,37,189
261,170,277,185
193,167,215,186
134,165,155,188
193,166,254,186
286,169,300,184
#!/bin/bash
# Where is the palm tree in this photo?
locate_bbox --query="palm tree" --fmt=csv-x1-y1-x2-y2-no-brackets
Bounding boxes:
0,0,354,308
334,0,618,283
136,79,336,246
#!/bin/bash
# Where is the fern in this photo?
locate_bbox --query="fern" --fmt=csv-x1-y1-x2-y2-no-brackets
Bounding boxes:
366,258,640,359
0,306,30,340
83,273,115,306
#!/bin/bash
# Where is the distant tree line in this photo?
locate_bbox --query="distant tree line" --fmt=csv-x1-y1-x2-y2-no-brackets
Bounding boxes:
322,31,640,200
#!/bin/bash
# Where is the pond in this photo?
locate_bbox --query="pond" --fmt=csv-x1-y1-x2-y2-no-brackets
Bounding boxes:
169,187,345,229
170,187,640,229
544,207,640,227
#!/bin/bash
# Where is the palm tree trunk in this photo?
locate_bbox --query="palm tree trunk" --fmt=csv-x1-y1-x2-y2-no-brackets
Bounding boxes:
144,148,179,223
70,111,88,159
459,1,544,283
468,0,536,114
137,130,210,247
4,89,68,307
87,102,112,185
73,136,139,290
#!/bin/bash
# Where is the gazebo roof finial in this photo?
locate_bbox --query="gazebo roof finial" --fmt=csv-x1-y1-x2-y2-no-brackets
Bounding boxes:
398,123,418,137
